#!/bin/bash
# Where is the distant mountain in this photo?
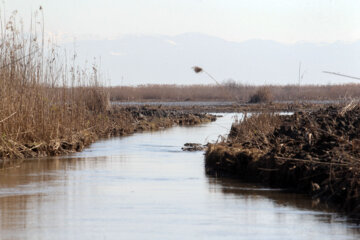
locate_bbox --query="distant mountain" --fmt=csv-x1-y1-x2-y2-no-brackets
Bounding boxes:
64,33,360,86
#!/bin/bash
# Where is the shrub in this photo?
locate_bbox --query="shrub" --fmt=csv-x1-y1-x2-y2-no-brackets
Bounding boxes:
249,87,273,103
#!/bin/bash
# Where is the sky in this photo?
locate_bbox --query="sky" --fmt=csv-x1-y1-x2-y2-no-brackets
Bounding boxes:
3,0,360,86
3,0,360,44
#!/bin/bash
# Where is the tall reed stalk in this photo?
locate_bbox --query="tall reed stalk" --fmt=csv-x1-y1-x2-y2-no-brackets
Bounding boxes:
0,9,109,160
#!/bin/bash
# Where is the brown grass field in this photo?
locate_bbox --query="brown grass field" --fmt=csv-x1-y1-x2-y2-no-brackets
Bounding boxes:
109,83,360,102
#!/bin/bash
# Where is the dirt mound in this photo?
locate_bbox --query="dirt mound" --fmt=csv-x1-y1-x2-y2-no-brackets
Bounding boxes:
206,105,360,216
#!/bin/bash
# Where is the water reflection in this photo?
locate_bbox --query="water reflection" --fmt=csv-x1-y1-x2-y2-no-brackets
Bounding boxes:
0,113,359,240
208,178,328,212
206,178,360,239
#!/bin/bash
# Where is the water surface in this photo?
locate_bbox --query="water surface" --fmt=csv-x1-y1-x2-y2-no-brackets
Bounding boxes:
0,114,359,240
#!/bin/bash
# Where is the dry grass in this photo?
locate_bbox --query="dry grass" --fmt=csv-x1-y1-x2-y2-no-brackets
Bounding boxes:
206,106,360,215
228,113,282,149
0,10,109,160
109,83,360,102
248,87,273,103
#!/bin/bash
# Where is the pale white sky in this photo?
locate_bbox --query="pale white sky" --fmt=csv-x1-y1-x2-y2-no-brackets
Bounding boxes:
3,0,360,43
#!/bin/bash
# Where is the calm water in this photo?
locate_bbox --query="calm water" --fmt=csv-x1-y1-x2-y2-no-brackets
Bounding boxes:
0,114,359,240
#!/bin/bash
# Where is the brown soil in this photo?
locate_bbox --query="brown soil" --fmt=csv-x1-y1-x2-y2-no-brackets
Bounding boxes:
205,104,360,216
0,106,215,168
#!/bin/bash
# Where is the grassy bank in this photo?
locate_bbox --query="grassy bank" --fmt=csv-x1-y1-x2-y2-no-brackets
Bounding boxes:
205,104,360,216
1,105,216,168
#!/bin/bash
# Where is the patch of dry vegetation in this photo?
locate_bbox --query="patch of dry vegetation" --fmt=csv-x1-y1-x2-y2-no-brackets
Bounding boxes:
206,105,360,216
228,113,281,147
110,83,360,102
0,10,111,162
248,87,273,103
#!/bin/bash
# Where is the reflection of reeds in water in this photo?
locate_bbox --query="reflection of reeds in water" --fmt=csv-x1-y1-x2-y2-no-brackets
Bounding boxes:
0,10,109,162
207,178,332,213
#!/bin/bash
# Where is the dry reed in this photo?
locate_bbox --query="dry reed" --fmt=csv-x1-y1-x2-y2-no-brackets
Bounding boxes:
0,10,109,161
109,84,360,102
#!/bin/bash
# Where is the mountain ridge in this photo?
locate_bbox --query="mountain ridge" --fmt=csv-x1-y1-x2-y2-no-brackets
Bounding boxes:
64,33,360,86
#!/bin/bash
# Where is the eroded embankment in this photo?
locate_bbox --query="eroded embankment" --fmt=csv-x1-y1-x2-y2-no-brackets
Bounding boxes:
205,104,360,216
0,106,215,167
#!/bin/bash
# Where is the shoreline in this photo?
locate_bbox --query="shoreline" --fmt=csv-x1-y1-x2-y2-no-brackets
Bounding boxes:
0,106,216,169
205,104,360,217
0,100,347,167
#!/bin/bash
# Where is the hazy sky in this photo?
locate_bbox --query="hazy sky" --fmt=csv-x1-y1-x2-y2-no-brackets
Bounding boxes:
4,0,360,43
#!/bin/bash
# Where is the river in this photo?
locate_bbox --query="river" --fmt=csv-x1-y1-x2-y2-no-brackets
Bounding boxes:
0,113,359,240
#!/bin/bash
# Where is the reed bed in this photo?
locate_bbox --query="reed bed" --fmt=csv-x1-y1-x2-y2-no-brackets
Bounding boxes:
228,113,282,147
0,10,109,162
110,83,360,102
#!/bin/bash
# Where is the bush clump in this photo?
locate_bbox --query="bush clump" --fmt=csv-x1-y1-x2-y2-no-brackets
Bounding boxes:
249,87,273,103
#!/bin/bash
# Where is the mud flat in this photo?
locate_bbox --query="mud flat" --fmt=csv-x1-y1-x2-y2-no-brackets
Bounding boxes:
205,104,360,217
0,106,215,167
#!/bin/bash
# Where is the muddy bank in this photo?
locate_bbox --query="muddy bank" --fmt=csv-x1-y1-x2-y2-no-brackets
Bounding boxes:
205,104,360,216
0,106,215,167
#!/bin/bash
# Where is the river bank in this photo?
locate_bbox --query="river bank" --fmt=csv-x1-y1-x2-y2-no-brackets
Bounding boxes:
205,104,360,217
2,112,359,239
0,106,215,168
0,100,343,167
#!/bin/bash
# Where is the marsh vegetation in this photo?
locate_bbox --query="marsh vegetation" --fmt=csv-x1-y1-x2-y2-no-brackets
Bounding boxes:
206,104,360,216
0,12,215,166
109,83,360,102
